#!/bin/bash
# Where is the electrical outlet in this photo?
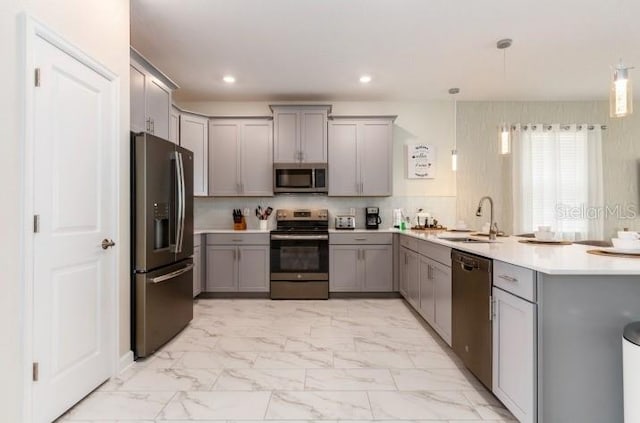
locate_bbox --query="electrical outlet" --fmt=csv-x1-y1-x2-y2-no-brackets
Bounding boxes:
243,208,250,217
349,207,356,216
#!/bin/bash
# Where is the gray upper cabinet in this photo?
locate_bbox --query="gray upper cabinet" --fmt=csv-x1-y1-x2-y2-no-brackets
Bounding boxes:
145,78,171,139
130,49,177,140
209,118,273,196
180,113,209,196
272,105,330,163
130,63,147,134
169,106,180,144
328,117,394,196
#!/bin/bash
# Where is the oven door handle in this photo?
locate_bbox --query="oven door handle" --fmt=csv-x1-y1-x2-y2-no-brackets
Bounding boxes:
271,234,329,241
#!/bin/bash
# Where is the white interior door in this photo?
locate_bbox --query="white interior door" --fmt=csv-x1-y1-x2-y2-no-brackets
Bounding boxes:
32,34,116,423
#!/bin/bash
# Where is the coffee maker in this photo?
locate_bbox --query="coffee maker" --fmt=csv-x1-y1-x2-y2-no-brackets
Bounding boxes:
365,207,382,229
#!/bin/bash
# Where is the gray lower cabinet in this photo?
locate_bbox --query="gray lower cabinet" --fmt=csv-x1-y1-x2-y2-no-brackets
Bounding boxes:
329,235,393,292
419,255,452,345
192,235,203,297
399,235,452,346
362,245,393,291
205,234,270,292
399,246,419,306
492,260,537,423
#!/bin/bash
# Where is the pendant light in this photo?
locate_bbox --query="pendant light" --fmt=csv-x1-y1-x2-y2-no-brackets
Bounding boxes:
497,38,512,155
449,87,460,171
610,60,633,118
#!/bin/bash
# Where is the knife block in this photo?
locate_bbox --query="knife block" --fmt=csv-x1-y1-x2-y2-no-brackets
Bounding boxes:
233,217,247,231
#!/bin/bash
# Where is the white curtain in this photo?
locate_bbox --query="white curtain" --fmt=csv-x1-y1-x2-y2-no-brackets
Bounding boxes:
512,124,604,240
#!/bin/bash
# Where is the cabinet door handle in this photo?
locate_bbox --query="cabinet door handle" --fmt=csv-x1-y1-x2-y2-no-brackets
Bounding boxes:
497,274,518,283
237,248,241,262
489,295,494,321
355,238,367,241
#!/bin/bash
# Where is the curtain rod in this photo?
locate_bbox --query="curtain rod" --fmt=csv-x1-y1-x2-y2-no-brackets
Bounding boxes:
513,124,607,131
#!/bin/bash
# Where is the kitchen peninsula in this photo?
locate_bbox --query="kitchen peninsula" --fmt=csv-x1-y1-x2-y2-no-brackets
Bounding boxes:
397,230,640,423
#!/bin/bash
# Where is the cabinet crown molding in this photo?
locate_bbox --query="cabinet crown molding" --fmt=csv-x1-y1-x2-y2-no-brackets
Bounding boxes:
269,104,332,113
130,46,179,90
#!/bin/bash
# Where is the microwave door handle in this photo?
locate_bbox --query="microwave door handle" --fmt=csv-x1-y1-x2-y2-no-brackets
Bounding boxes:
311,168,315,189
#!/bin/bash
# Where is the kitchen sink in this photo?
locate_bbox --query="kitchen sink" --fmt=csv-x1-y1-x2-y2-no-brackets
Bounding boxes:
438,237,493,244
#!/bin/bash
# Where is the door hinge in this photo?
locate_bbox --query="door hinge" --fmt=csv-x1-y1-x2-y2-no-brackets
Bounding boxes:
34,68,41,87
32,362,39,381
33,214,40,233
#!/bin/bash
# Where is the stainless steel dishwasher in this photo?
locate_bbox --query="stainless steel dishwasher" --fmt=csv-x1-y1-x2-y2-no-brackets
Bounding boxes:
451,250,493,389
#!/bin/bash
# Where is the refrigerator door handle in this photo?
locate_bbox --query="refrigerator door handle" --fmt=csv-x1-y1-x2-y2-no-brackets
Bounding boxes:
172,151,185,254
179,152,186,252
150,263,194,283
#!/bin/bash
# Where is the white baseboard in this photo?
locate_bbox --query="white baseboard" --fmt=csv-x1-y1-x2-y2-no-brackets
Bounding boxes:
118,350,134,373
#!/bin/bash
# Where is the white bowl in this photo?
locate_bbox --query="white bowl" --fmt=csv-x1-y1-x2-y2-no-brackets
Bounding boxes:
534,231,555,241
537,225,552,232
617,231,639,240
612,238,640,249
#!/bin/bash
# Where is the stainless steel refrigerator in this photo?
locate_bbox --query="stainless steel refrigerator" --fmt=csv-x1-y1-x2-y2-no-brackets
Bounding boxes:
131,132,194,358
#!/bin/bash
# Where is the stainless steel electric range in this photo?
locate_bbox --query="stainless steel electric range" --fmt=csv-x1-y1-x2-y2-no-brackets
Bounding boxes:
270,209,329,299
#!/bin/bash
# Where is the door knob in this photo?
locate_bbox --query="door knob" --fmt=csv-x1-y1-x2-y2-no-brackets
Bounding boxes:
101,239,116,250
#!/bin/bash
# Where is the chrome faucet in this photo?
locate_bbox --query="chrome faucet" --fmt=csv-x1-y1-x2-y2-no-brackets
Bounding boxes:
476,196,498,240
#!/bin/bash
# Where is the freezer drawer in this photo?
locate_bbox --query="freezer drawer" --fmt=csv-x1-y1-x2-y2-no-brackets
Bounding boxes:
135,259,194,357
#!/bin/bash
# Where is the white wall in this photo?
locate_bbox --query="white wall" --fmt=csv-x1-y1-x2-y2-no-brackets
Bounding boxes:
456,101,640,237
0,1,129,421
179,100,458,228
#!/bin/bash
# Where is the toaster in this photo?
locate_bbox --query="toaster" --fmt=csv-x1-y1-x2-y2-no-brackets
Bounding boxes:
335,215,356,230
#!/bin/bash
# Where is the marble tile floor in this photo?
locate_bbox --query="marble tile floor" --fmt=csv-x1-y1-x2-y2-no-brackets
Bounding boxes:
58,298,516,423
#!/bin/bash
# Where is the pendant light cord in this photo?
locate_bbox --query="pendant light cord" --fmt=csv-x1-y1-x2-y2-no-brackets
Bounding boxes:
503,47,507,126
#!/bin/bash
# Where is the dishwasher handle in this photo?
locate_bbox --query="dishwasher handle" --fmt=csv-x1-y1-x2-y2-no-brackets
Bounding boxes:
454,256,480,271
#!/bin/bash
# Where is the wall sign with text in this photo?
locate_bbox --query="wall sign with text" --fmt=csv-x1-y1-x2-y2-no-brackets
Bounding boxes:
406,144,436,179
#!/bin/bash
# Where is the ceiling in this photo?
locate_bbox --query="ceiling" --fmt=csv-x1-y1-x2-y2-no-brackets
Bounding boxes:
131,0,640,102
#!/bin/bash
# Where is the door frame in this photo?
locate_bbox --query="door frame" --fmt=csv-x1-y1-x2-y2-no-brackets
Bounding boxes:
20,15,121,422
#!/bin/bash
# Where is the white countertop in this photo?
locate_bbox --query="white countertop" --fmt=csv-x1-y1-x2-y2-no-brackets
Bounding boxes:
194,228,640,275
194,228,270,235
329,228,397,233
399,230,640,276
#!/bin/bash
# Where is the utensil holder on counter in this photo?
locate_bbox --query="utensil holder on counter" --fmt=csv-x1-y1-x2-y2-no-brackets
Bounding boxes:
259,220,268,231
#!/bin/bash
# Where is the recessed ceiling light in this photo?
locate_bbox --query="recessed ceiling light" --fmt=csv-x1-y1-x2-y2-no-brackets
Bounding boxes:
223,75,236,84
359,75,372,84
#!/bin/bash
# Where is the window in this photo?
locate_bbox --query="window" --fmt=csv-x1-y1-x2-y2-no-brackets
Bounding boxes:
512,124,604,240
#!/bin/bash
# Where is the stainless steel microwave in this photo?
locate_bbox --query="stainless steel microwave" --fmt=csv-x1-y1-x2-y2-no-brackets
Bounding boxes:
273,163,328,194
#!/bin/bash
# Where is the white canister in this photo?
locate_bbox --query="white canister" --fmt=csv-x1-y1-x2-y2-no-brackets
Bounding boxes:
259,220,268,231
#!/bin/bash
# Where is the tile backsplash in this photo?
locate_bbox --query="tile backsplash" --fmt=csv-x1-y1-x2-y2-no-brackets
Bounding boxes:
195,196,457,230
